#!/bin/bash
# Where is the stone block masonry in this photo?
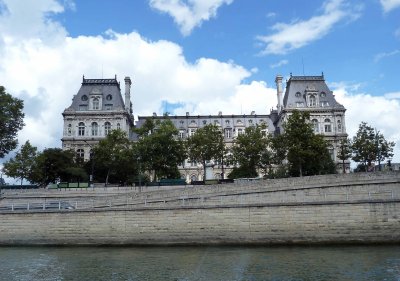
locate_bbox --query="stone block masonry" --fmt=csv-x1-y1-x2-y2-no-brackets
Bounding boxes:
0,200,399,245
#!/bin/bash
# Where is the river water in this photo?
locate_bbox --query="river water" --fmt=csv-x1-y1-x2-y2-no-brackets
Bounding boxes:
0,245,399,281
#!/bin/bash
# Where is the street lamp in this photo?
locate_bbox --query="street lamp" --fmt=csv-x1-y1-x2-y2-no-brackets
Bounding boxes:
137,156,141,192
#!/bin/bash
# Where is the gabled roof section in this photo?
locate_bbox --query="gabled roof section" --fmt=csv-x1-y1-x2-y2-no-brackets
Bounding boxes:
64,76,126,112
282,74,345,110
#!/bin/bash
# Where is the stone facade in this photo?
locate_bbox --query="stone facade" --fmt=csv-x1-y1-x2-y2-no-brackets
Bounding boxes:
61,76,134,161
61,73,348,180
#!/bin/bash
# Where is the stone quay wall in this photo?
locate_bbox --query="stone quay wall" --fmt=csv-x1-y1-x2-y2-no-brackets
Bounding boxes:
0,172,399,245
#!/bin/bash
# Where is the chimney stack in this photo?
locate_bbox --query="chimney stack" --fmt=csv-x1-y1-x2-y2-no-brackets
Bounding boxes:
124,77,132,112
275,74,283,113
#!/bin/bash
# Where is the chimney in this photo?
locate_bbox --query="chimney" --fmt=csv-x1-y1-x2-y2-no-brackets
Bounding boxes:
124,76,132,112
275,74,283,113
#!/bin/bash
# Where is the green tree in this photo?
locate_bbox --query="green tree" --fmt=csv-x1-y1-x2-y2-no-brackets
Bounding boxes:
0,86,25,158
282,110,335,177
186,124,224,181
3,140,37,184
30,148,79,185
136,119,186,181
337,138,352,173
352,122,395,172
229,125,270,178
93,129,136,185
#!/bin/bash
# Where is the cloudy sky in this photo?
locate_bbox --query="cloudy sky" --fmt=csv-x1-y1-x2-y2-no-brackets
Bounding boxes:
0,0,399,174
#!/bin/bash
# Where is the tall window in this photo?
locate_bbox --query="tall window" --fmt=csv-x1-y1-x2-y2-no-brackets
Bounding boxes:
224,128,232,139
76,149,84,162
67,124,72,136
324,118,331,133
237,129,243,135
104,122,111,135
117,123,121,130
312,119,319,133
78,122,85,136
91,122,98,136
179,129,185,139
337,120,342,132
92,98,99,110
308,95,316,107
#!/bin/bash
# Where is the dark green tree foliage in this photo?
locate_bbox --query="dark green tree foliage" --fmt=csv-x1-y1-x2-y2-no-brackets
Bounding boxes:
337,138,352,173
187,124,224,181
136,119,186,180
229,125,270,178
30,148,79,185
93,129,136,185
351,122,395,171
0,86,25,158
3,140,37,184
282,110,335,177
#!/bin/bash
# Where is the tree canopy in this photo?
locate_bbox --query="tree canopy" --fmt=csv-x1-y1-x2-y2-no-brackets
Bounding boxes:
186,124,224,180
136,119,186,180
229,124,270,178
0,86,25,158
282,110,335,177
3,140,37,184
351,122,395,171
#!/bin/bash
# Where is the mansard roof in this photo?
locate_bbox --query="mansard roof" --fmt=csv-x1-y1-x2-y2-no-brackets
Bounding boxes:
282,74,345,110
63,76,126,112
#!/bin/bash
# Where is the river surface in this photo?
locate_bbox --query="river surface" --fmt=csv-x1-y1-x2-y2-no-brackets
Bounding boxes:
0,245,399,281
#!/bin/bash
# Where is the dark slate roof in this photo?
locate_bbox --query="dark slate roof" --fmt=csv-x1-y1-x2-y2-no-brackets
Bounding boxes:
64,76,126,112
282,74,345,109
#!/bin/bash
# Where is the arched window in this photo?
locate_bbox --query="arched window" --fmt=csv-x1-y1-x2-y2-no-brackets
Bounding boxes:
104,122,111,135
117,123,121,130
337,120,342,132
78,122,85,136
92,98,99,110
91,122,98,136
312,119,319,133
190,174,197,182
67,124,72,136
324,119,332,133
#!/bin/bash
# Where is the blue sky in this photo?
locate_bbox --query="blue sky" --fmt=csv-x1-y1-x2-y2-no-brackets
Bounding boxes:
0,0,400,175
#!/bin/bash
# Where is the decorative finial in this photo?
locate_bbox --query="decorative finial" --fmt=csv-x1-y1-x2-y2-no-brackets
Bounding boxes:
322,71,324,78
82,75,85,82
290,72,292,77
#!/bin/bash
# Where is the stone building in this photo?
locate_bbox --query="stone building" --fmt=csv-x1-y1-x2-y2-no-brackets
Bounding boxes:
61,73,349,182
61,76,134,161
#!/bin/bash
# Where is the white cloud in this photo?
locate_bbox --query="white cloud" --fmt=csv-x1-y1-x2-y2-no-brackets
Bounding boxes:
384,91,400,99
149,0,233,36
270,59,288,69
380,0,400,12
0,0,274,158
374,49,400,62
257,0,362,55
332,82,400,163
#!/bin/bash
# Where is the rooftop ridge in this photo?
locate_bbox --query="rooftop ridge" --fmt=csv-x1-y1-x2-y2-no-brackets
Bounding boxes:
289,75,325,81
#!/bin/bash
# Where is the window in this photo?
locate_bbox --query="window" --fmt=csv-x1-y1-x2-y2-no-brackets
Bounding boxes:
312,119,319,133
238,129,243,135
237,119,243,124
179,129,185,139
105,104,113,110
261,129,267,137
76,149,84,162
104,122,111,135
320,101,329,107
328,148,334,160
67,124,72,136
295,92,301,97
308,95,316,107
78,122,85,136
296,102,304,107
225,120,230,125
324,119,331,133
81,95,88,101
214,120,220,126
224,128,232,139
92,98,100,110
202,120,207,125
106,94,112,101
249,120,253,125
189,128,196,136
91,122,98,136
320,92,326,98
179,120,184,126
117,123,121,130
337,120,342,132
